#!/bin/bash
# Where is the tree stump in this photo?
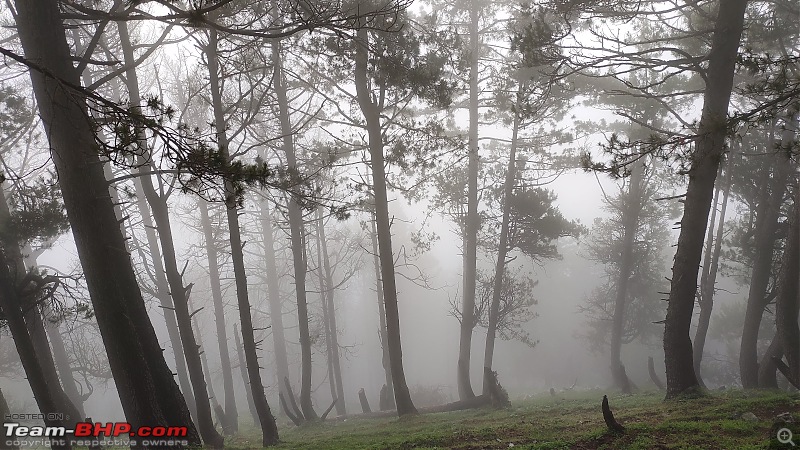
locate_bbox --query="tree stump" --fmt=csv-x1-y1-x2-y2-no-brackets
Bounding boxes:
358,388,372,413
602,395,625,433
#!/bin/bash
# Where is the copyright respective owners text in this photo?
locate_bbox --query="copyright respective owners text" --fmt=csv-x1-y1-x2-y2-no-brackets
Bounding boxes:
3,438,190,447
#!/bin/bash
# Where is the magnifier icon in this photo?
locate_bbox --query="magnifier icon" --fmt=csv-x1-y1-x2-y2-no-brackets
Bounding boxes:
778,428,796,446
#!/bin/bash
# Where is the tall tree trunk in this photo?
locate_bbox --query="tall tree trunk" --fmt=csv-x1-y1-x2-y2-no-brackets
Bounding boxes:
355,27,417,416
315,223,339,415
0,250,72,450
131,175,197,420
14,2,200,439
270,35,318,422
317,209,346,415
775,183,800,384
0,193,80,442
0,181,84,422
233,323,259,426
199,198,238,433
458,0,480,401
739,155,790,388
662,0,748,398
116,21,222,446
371,214,394,408
609,160,644,394
257,199,293,407
137,168,224,448
206,29,279,445
482,112,520,394
693,151,733,380
758,334,783,388
42,309,86,418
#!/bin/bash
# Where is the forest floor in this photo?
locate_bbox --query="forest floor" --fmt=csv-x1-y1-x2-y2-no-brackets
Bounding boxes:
227,389,800,449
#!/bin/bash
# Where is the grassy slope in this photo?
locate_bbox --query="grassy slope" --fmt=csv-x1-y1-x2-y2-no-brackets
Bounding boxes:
228,390,800,449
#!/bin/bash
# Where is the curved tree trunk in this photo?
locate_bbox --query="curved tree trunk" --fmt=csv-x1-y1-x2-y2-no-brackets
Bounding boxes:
270,35,318,422
482,112,520,394
693,150,733,382
130,167,196,421
739,155,790,388
663,0,748,398
14,0,199,440
609,160,644,394
355,27,417,416
117,20,222,446
206,28,279,445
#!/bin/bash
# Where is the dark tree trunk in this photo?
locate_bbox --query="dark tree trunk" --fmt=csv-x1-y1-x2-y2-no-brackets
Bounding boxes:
355,27,417,416
758,335,783,389
648,356,665,390
775,182,800,385
131,178,196,420
609,159,644,394
42,309,85,417
14,0,199,441
233,324,259,426
206,29,279,445
197,198,239,434
270,33,318,423
0,388,18,450
257,199,292,409
602,395,625,433
316,210,346,415
0,251,73,450
693,151,733,381
199,199,238,433
0,186,84,423
739,158,790,388
370,216,394,409
358,388,372,414
483,112,520,394
458,0,480,401
138,170,224,448
662,0,748,399
118,22,222,446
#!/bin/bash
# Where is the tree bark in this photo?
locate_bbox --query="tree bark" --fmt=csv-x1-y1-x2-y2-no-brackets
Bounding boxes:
14,0,199,441
458,0,480,401
609,160,644,394
662,0,748,398
482,112,520,394
370,215,394,409
137,167,224,447
118,22,223,446
355,27,417,416
130,168,196,421
739,156,790,388
206,28,279,445
775,180,800,385
233,323,259,426
199,198,238,433
758,335,783,388
0,250,73,450
316,209,346,415
693,151,733,381
270,31,318,423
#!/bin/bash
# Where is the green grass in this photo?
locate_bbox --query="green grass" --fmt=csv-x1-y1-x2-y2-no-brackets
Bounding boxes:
224,390,800,449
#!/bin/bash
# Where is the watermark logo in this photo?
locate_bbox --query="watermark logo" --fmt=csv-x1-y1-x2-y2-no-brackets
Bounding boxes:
778,428,796,447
